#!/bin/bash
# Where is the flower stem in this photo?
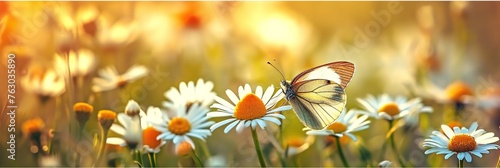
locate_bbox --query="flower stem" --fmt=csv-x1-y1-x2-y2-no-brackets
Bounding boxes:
190,152,203,167
388,121,406,167
134,149,143,166
92,129,109,167
251,128,267,167
458,158,464,168
335,136,350,167
147,152,157,167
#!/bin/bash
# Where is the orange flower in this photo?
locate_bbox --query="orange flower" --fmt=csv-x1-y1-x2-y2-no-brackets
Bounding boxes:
143,127,164,153
445,81,472,102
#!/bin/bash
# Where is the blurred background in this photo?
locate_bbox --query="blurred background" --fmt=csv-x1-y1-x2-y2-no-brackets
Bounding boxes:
1,1,500,167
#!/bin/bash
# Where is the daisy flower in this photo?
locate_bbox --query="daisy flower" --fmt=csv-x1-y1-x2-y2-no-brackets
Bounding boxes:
305,109,370,142
54,49,96,77
282,135,315,157
92,65,148,92
107,100,145,149
402,101,433,127
423,122,500,163
150,103,213,149
207,84,292,133
163,78,216,110
357,94,428,121
21,67,66,102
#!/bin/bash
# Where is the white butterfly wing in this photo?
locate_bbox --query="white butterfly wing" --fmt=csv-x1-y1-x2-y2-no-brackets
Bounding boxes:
292,61,355,89
289,79,346,129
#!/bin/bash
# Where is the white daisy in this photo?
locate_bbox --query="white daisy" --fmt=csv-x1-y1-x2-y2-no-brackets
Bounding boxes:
207,84,292,133
402,101,433,127
357,94,427,121
423,122,500,162
96,17,137,48
54,49,96,77
282,135,315,157
305,109,370,142
107,104,167,152
150,103,213,149
92,65,148,92
163,78,216,110
107,100,145,150
21,67,66,101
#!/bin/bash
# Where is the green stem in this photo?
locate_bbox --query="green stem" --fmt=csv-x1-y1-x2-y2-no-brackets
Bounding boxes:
190,152,203,167
92,129,108,167
335,136,350,167
134,149,143,166
147,152,157,167
197,139,211,159
388,121,406,167
458,158,464,168
75,124,85,167
251,128,267,167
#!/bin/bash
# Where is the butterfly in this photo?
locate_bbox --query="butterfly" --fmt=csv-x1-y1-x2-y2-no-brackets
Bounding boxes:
268,61,355,130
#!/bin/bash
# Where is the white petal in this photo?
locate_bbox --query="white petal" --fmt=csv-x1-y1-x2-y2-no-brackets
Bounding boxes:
261,86,275,105
207,112,233,117
210,118,236,132
441,125,455,138
110,124,126,136
213,96,235,109
235,120,246,133
224,120,240,133
106,137,126,146
255,119,267,129
464,153,472,162
226,89,240,105
255,86,263,99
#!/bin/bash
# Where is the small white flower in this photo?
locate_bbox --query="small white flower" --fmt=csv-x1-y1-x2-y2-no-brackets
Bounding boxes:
423,122,500,162
207,84,291,133
402,101,433,127
97,18,137,48
305,109,370,142
150,103,213,149
108,117,142,149
54,49,96,77
21,68,66,100
357,94,427,121
125,100,141,116
163,78,216,110
92,65,148,92
107,104,167,152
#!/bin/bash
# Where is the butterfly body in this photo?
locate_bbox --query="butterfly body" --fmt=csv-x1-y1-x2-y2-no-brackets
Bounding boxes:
279,61,355,130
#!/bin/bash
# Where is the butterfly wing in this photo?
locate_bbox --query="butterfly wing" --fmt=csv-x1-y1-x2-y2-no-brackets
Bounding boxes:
288,79,346,129
291,61,355,89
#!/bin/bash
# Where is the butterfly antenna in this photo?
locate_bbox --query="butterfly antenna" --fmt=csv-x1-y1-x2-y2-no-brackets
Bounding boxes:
267,59,286,81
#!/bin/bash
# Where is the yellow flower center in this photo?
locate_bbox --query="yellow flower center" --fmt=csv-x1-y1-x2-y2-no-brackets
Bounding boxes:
448,134,476,152
143,127,162,149
98,110,117,130
445,81,472,102
22,118,45,136
378,102,400,116
98,110,117,120
168,117,191,135
74,102,93,113
176,141,193,156
116,77,128,88
327,122,347,133
234,93,267,120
